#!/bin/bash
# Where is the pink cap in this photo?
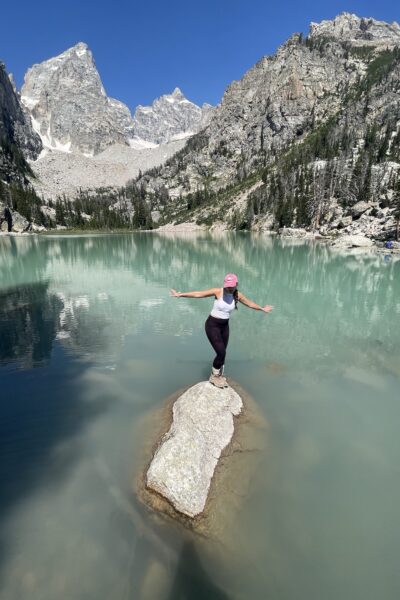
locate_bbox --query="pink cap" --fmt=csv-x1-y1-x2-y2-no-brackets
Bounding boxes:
223,273,238,287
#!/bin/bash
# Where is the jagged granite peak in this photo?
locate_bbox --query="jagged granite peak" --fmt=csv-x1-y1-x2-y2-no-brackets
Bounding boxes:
309,12,400,44
171,86,185,99
21,42,135,156
132,87,214,145
0,61,42,182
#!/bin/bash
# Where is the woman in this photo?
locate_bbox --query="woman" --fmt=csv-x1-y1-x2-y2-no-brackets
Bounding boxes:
170,273,273,388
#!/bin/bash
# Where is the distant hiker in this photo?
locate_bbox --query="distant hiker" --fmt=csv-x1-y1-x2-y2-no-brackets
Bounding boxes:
170,273,273,388
0,206,12,232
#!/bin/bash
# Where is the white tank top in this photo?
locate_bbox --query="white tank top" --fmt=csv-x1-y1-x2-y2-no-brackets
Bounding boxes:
210,290,235,319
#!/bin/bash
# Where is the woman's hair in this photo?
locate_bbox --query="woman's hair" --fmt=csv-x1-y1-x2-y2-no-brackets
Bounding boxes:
234,288,239,310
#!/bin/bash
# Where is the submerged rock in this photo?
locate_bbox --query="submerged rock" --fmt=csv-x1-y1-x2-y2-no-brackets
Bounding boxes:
146,381,242,517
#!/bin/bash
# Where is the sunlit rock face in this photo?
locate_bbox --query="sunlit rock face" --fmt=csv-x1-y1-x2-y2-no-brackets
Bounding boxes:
136,13,400,199
308,12,400,43
21,43,135,156
21,46,214,156
132,87,213,145
146,381,243,517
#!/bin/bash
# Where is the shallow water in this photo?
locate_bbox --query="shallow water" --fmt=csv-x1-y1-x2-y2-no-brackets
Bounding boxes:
0,232,399,599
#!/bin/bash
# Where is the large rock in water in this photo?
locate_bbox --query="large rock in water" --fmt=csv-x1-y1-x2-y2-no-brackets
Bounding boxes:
136,380,267,547
146,381,242,517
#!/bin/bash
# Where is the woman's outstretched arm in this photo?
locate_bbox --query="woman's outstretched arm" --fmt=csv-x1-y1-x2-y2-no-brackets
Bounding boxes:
238,292,273,313
170,288,219,299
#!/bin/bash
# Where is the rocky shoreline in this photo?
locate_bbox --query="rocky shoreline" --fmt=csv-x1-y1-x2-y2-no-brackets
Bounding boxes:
2,224,399,255
2,196,399,255
255,196,399,251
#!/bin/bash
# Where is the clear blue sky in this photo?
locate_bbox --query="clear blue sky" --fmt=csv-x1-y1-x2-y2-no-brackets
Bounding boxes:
1,0,398,111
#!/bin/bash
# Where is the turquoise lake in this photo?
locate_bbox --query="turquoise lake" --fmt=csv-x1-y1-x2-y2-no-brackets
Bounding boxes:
0,232,399,599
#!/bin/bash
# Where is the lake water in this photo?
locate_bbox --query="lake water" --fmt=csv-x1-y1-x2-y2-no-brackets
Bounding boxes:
0,232,399,600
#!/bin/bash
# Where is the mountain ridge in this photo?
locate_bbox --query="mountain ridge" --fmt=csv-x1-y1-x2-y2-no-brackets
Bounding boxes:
1,12,400,241
132,11,399,240
20,43,213,155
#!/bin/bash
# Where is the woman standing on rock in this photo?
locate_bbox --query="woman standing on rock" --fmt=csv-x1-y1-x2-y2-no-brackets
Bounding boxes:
170,274,273,388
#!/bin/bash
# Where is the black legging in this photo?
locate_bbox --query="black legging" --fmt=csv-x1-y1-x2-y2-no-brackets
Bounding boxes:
205,315,230,370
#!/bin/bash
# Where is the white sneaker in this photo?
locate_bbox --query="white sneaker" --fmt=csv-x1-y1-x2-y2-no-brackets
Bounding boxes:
219,365,229,387
209,367,228,388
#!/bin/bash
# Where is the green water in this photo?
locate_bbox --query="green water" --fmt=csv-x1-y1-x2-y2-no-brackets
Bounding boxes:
0,232,399,599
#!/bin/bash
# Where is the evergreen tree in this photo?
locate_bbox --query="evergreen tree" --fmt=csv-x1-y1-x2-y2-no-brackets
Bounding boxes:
394,175,400,241
55,200,66,225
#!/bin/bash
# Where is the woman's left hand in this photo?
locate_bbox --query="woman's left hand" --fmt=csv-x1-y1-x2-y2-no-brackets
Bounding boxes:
261,305,273,313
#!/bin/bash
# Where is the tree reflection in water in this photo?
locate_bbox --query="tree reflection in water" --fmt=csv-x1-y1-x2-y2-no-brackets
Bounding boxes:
0,282,62,369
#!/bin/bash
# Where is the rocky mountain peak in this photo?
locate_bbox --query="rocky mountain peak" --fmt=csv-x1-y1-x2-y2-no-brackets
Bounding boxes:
20,42,133,155
309,12,400,45
52,41,91,60
171,87,185,99
132,88,214,145
134,10,400,229
20,45,214,154
71,41,90,55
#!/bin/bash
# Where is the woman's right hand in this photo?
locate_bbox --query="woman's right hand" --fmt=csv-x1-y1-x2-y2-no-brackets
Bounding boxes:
170,289,180,297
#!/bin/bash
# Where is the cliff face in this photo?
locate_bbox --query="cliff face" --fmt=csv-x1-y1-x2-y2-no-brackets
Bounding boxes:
136,13,400,239
20,43,135,156
239,38,400,242
0,62,42,183
20,44,214,156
